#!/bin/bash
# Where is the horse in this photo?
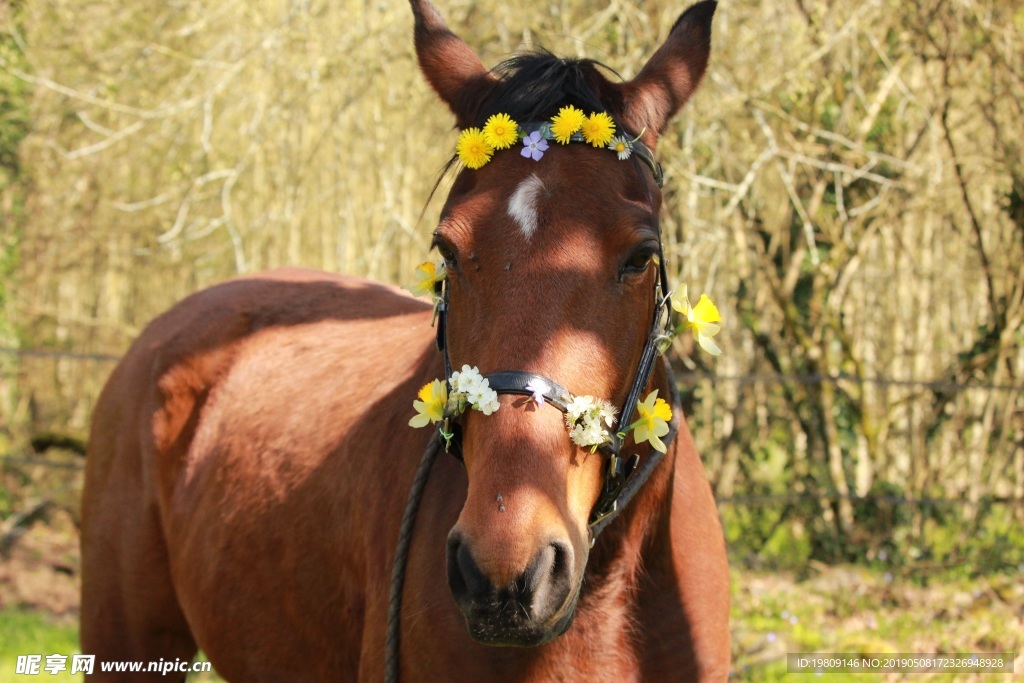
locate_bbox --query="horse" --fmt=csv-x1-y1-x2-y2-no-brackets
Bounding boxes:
80,1,730,680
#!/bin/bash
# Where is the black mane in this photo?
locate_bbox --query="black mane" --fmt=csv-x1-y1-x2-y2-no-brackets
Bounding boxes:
458,51,629,132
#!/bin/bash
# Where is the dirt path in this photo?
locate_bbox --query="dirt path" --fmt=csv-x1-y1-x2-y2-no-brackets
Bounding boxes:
0,509,79,622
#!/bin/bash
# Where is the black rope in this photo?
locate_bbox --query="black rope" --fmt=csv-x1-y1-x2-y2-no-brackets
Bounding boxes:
385,428,443,683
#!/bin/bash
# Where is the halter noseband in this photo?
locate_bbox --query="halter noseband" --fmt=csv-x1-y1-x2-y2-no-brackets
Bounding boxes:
432,149,677,538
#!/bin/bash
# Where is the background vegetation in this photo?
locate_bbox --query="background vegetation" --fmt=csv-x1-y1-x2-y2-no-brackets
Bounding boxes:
0,0,1022,676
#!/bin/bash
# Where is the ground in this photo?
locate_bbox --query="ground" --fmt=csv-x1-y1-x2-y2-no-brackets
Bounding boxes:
0,512,1021,682
0,509,78,622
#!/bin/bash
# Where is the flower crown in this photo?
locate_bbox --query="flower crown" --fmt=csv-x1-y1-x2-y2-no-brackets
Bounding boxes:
456,106,640,170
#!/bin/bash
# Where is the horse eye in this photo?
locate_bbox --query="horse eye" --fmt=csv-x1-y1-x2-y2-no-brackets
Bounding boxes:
434,239,458,269
621,247,655,278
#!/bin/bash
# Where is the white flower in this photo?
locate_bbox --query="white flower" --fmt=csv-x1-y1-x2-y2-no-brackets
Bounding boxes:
607,135,633,161
565,394,617,449
596,399,618,427
524,378,548,406
569,423,589,445
475,391,500,415
583,422,606,445
566,395,596,421
450,364,483,395
448,364,499,416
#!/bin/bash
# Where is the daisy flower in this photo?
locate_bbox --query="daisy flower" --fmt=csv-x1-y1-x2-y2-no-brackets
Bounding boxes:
607,135,632,160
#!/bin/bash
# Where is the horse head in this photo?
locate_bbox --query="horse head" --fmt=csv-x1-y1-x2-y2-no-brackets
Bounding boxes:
409,0,715,647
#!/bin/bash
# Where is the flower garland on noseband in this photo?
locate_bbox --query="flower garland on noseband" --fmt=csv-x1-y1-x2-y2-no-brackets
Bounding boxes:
456,106,641,170
405,261,723,453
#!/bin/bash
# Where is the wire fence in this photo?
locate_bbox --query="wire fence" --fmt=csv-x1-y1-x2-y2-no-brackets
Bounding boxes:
1,453,84,471
4,345,1022,508
5,345,1023,392
0,346,121,363
3,451,1021,508
674,371,1024,394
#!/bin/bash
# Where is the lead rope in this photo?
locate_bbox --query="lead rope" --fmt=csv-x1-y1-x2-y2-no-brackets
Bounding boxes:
385,427,443,683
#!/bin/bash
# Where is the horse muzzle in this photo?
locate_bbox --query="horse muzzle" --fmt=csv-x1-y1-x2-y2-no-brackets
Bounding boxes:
446,531,582,646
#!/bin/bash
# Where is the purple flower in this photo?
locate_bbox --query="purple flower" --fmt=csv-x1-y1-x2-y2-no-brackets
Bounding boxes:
521,131,549,161
524,378,547,406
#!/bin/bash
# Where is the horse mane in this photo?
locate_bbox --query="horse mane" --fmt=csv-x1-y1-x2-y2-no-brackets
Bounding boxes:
459,51,630,130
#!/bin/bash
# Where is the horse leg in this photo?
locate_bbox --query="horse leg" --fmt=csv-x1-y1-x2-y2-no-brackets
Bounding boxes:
81,404,198,681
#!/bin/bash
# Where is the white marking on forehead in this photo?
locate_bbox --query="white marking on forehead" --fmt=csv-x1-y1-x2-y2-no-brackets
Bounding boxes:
507,174,545,240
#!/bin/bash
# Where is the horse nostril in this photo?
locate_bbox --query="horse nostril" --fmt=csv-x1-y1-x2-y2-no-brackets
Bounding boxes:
521,540,574,619
551,541,571,581
447,532,577,629
446,534,491,605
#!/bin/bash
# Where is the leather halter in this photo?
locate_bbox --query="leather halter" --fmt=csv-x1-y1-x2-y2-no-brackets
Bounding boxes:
431,142,678,539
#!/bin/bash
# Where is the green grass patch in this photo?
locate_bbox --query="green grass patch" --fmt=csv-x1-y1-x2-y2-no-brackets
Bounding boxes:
731,564,1023,682
0,610,225,682
0,610,77,682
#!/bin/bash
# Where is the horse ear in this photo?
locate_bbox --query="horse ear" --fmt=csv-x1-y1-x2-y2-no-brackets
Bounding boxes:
618,0,716,141
410,0,495,128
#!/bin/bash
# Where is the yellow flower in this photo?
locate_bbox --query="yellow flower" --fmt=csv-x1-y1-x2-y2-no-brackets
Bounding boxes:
409,379,448,428
550,105,585,144
405,260,446,298
628,390,673,452
580,112,615,148
483,113,519,150
672,285,723,356
456,128,494,169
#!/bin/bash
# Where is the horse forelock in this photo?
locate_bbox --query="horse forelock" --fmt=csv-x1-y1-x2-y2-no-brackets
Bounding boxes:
459,52,629,131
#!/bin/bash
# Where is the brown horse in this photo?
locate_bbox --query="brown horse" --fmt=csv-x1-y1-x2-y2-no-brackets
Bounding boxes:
80,1,729,680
